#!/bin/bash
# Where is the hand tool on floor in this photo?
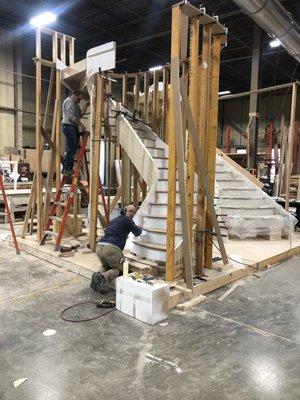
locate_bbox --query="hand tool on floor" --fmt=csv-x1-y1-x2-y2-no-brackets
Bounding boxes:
96,300,116,308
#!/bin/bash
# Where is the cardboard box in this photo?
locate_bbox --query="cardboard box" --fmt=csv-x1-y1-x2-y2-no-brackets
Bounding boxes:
25,149,52,173
116,275,169,325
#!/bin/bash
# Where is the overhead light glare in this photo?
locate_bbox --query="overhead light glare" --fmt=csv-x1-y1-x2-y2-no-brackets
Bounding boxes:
149,65,163,72
269,39,281,48
30,12,57,27
218,90,231,95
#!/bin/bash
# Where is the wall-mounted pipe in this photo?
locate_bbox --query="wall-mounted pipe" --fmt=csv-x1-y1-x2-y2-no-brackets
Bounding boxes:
232,0,300,63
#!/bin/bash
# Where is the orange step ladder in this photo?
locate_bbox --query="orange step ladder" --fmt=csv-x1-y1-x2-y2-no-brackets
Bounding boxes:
0,172,20,254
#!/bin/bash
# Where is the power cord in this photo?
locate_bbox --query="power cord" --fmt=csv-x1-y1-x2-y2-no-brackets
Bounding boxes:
60,300,115,323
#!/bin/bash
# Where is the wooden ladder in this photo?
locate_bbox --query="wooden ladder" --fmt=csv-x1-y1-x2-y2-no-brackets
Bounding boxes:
41,132,89,250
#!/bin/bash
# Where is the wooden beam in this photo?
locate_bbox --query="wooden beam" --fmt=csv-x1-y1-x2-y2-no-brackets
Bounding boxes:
204,34,222,267
143,72,149,123
35,28,43,241
69,37,75,66
195,24,212,275
166,4,182,282
162,67,170,142
90,75,104,251
152,70,159,133
171,57,193,290
134,74,140,111
285,83,297,210
122,75,127,106
180,78,229,266
186,17,199,241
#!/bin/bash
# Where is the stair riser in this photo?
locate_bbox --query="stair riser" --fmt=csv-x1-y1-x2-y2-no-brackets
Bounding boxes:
220,208,275,217
140,138,156,147
143,216,183,231
156,192,197,203
218,198,267,207
219,189,258,197
140,231,182,246
149,204,197,217
154,158,168,168
147,148,165,158
129,243,166,262
224,218,282,229
217,180,250,189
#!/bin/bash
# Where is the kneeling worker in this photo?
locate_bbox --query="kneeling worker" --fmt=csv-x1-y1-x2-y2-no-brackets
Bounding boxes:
91,205,142,293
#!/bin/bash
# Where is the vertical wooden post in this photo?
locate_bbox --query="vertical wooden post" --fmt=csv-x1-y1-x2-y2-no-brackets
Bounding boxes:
171,57,193,289
152,70,159,132
35,28,42,241
162,67,170,142
121,73,131,205
122,74,127,106
186,17,199,241
61,35,66,65
195,24,212,275
204,34,222,267
285,83,297,210
166,5,181,282
90,75,104,251
69,38,75,66
134,74,140,111
55,34,62,227
143,72,149,123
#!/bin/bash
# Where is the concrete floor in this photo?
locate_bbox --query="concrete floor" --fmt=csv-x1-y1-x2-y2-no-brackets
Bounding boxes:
0,240,299,400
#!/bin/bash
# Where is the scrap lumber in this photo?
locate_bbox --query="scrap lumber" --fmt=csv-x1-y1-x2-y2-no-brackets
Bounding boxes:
218,280,245,302
176,295,206,311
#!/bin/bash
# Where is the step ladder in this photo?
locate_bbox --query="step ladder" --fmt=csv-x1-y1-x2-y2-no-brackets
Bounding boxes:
0,172,20,254
41,132,89,250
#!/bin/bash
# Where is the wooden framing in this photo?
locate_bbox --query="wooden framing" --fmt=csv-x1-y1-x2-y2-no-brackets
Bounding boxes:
166,4,181,282
35,28,42,241
186,17,199,240
195,24,212,274
204,34,222,266
285,83,297,210
89,75,104,251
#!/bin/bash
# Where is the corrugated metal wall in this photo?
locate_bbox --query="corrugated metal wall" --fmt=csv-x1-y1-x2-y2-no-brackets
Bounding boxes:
219,90,300,148
0,28,15,149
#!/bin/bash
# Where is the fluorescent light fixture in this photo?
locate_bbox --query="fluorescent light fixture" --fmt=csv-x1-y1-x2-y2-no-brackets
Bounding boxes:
218,90,231,95
269,39,281,48
30,12,57,27
149,65,163,72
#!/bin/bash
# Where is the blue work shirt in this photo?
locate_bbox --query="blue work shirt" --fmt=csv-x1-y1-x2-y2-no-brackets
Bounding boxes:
98,215,142,250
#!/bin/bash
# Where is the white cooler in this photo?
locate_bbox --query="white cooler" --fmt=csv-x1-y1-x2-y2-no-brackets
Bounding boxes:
116,275,170,325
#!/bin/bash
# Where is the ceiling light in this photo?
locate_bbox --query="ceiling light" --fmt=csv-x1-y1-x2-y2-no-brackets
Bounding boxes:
269,39,281,48
218,90,231,95
149,65,163,72
30,12,57,27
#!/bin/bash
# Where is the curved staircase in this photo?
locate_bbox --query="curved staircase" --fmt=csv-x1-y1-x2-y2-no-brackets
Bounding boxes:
110,99,295,263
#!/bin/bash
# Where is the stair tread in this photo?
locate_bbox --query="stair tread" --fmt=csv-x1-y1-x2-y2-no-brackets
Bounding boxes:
225,215,283,220
132,238,166,251
220,205,274,209
142,226,182,235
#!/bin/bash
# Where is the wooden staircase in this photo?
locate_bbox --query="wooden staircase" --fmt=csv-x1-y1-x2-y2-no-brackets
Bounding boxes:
109,98,295,263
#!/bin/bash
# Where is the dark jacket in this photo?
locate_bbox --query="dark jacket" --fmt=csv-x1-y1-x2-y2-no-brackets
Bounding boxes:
98,215,142,250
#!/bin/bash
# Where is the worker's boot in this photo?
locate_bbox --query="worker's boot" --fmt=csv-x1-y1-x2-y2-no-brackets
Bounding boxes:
90,272,107,294
102,269,120,285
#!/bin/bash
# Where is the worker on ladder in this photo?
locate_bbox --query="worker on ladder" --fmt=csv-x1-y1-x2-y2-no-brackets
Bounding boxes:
61,89,89,176
91,205,142,294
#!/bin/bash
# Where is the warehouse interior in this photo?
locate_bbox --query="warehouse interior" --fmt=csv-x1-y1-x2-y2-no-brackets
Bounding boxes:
0,1,300,399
